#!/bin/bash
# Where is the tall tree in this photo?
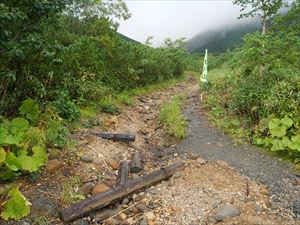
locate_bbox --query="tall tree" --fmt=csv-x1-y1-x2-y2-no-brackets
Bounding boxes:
233,0,283,34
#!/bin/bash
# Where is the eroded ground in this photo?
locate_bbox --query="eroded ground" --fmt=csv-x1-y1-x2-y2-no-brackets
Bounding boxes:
2,76,299,225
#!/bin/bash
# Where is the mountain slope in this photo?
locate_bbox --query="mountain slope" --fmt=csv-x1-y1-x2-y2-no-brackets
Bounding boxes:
187,21,260,53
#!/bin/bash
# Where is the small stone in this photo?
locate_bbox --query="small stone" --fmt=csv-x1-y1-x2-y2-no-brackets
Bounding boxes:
214,205,240,220
108,159,118,170
173,172,181,179
136,203,150,213
144,106,150,111
292,195,300,219
92,183,110,195
105,218,118,225
122,198,129,205
144,211,155,221
72,218,89,225
45,159,63,173
118,212,127,221
79,182,94,195
212,214,223,221
168,177,175,187
140,219,148,225
188,153,200,159
196,157,207,165
131,173,139,179
80,155,93,163
208,216,218,224
128,206,139,214
31,198,57,217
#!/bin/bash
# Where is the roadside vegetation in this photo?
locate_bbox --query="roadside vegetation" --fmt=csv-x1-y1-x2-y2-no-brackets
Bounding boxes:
202,1,300,161
159,95,187,140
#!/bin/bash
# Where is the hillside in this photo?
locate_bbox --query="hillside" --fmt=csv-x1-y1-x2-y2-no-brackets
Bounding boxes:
187,21,260,53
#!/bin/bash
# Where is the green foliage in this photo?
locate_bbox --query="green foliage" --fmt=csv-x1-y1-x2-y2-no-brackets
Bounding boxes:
159,95,187,139
99,99,120,114
51,94,80,122
19,99,40,124
61,176,85,204
0,100,47,180
0,187,30,220
45,120,69,148
80,107,100,128
254,116,300,159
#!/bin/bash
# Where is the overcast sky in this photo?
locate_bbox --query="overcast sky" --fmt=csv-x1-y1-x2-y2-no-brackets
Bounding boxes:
118,0,247,46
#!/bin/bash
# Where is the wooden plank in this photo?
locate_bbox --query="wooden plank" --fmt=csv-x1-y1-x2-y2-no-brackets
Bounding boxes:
59,161,185,223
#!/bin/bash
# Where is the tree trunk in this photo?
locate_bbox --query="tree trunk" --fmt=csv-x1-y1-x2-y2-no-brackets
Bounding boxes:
59,161,185,223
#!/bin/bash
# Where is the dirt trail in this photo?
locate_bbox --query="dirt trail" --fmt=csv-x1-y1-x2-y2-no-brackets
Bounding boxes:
3,76,300,225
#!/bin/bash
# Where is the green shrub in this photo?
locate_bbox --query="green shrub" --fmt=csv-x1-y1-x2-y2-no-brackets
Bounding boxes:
51,94,80,122
45,120,69,149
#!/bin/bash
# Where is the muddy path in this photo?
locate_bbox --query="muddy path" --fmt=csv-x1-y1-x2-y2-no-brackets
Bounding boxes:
3,76,300,225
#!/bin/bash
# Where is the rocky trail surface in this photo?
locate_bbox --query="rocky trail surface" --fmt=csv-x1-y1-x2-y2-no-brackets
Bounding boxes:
3,76,300,225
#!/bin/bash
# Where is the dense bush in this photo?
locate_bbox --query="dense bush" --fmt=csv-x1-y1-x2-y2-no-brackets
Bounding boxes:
204,1,300,160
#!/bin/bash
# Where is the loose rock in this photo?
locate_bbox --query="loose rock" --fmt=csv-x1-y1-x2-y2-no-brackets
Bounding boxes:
31,198,57,216
92,183,110,195
45,159,63,173
79,182,94,195
72,218,89,225
214,204,240,220
108,159,119,170
80,154,94,163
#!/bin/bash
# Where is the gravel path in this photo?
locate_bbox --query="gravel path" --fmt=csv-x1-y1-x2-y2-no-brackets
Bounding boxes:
172,86,300,218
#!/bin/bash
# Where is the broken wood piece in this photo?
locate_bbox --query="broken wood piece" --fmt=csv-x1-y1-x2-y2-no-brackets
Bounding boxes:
117,161,129,186
130,152,143,173
93,132,136,142
59,161,185,223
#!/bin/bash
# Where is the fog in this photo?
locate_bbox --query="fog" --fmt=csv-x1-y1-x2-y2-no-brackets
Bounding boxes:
118,0,253,46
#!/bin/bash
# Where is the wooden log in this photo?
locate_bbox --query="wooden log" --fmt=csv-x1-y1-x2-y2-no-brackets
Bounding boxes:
59,161,185,223
116,161,129,186
92,132,136,142
130,152,143,173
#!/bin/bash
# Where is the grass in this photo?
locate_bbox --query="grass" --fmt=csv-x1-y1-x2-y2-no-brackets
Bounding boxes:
61,176,85,204
159,94,187,139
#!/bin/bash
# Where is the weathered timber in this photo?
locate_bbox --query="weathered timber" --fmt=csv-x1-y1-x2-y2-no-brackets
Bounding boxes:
59,161,185,223
116,161,129,186
130,152,143,173
92,132,136,142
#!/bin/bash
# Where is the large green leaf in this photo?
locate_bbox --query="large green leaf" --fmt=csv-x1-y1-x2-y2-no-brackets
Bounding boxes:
0,187,30,220
268,118,281,130
0,147,6,163
5,153,21,171
281,117,293,129
18,99,39,123
0,127,8,145
289,134,300,151
10,118,29,134
18,146,47,172
282,136,291,147
270,126,286,137
271,139,285,151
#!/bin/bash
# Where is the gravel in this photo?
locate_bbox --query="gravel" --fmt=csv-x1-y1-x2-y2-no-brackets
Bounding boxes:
172,89,300,218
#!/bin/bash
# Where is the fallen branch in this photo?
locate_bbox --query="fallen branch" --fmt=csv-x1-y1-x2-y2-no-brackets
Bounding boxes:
92,132,136,142
59,161,185,222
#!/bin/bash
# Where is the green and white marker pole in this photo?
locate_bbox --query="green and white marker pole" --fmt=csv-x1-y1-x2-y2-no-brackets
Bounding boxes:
200,49,208,89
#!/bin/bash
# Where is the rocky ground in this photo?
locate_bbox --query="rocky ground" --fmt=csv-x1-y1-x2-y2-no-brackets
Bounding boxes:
1,75,300,225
